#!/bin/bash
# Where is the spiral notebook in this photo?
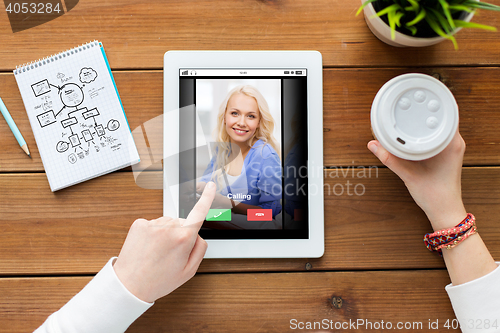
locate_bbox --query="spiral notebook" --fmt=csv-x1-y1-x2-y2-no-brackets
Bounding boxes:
14,41,140,191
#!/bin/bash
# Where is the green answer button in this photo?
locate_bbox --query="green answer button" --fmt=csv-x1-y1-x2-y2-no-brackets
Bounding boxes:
206,209,232,221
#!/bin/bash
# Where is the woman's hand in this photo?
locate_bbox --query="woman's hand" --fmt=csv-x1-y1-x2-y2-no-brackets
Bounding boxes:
369,131,498,285
212,192,232,209
113,182,216,303
367,131,467,231
196,182,207,193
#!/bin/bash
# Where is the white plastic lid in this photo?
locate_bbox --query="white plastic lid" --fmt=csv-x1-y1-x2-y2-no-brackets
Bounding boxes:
371,73,459,161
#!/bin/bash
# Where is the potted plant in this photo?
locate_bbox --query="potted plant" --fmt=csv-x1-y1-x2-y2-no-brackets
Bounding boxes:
357,0,500,49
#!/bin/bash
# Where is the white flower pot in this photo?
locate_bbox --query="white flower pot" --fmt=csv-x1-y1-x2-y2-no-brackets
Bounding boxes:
361,0,476,47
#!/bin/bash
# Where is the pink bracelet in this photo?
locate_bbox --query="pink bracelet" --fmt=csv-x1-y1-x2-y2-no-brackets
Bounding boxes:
433,226,477,252
423,213,476,253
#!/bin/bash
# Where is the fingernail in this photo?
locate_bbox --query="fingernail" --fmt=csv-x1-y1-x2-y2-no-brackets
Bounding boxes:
368,142,378,154
207,182,215,189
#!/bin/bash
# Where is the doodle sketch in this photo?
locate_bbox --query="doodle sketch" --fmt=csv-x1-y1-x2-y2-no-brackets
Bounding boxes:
13,41,140,191
28,66,123,164
31,79,51,97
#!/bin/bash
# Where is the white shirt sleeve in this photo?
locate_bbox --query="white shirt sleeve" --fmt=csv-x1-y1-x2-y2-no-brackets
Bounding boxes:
34,257,154,333
446,263,500,333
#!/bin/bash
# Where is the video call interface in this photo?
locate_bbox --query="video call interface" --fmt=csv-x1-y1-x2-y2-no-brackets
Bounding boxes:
179,69,308,239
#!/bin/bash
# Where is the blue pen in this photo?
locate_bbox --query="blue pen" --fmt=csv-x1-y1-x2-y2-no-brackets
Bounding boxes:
0,97,30,157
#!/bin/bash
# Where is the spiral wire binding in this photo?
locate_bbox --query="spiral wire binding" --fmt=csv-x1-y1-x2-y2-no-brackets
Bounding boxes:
14,40,100,75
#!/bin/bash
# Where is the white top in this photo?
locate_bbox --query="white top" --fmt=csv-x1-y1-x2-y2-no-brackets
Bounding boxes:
445,263,500,333
34,257,153,333
34,259,500,333
224,173,239,187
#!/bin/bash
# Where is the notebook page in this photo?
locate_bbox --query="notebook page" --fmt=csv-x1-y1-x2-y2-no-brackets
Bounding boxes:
14,41,140,191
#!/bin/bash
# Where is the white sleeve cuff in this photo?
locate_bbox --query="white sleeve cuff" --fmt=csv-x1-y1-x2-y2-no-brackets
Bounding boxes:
445,262,500,333
35,257,153,333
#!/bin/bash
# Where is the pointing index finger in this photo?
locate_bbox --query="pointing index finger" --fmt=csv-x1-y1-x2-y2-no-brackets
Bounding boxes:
183,182,216,227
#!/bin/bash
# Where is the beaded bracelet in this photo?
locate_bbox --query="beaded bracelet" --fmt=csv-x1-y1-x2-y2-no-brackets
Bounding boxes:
423,213,476,253
433,226,477,252
423,213,475,248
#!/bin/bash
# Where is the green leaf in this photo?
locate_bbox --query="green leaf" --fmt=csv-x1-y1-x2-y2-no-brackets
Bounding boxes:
370,3,402,19
406,8,426,26
356,0,377,17
406,0,419,11
426,14,458,50
394,11,404,27
438,0,456,30
454,19,498,31
429,7,453,35
463,1,500,12
388,10,398,40
447,5,473,13
405,24,418,35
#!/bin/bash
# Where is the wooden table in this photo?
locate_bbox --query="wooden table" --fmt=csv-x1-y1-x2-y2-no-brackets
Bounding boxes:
1,1,500,331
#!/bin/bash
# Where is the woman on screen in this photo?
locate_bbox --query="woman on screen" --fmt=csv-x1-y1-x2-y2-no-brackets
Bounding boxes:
198,85,282,218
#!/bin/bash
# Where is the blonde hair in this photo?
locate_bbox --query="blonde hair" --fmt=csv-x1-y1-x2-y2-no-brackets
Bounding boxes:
210,85,280,190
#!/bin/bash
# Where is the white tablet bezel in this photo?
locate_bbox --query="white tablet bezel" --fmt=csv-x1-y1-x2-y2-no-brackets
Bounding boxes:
164,51,324,258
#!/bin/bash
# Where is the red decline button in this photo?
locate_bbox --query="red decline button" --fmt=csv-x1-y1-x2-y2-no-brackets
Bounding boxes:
247,209,272,221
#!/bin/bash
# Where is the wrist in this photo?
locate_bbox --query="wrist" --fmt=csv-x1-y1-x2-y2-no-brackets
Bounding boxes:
427,205,467,231
113,259,154,303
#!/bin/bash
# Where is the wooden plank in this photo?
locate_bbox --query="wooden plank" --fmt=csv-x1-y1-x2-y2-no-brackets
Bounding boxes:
324,67,500,167
0,172,162,275
1,0,500,70
0,168,499,275
0,270,459,333
3,67,500,172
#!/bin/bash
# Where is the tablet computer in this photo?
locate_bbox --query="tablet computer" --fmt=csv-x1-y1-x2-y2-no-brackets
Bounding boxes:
163,51,324,258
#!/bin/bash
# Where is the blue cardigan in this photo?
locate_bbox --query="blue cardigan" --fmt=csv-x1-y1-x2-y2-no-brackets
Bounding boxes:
200,139,282,217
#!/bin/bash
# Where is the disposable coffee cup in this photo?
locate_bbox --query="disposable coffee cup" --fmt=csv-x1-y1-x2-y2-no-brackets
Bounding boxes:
371,73,459,161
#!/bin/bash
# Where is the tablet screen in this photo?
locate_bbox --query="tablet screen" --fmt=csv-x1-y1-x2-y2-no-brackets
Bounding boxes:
178,69,308,239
